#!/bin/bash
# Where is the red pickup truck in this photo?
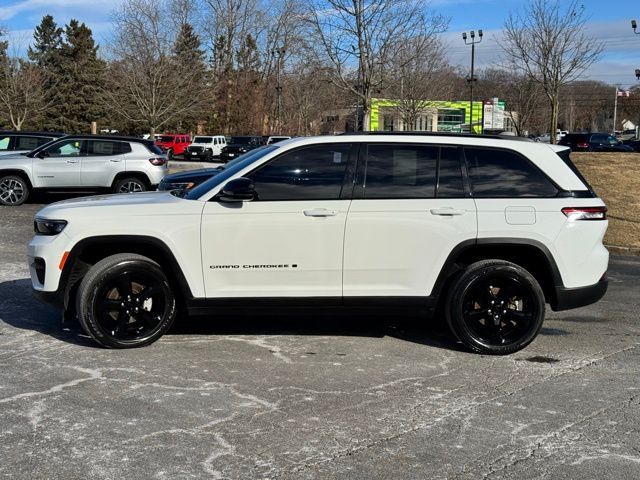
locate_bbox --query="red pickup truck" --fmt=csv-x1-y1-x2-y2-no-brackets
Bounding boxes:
155,134,191,159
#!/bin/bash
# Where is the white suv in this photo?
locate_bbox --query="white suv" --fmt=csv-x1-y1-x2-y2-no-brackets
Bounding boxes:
185,135,227,161
28,134,609,353
0,135,168,205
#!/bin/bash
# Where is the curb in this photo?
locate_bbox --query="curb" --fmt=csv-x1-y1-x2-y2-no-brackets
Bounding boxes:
606,245,640,257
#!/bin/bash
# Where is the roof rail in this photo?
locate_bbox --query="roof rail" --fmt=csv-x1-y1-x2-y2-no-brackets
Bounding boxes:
339,131,532,141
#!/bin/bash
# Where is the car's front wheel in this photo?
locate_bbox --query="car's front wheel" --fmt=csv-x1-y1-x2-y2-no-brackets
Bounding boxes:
166,148,174,161
0,174,30,206
76,253,177,348
445,260,545,355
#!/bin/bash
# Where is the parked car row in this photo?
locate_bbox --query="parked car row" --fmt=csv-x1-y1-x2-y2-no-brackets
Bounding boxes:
558,133,635,152
153,133,291,162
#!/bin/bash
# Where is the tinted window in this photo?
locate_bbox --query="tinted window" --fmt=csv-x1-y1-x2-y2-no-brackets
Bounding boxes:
465,147,558,197
16,136,52,150
437,147,465,197
87,140,131,155
364,144,437,198
0,136,11,150
44,139,83,157
248,145,350,201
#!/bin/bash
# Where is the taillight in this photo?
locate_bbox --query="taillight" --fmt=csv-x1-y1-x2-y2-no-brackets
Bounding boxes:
562,206,607,221
577,142,589,149
149,157,166,166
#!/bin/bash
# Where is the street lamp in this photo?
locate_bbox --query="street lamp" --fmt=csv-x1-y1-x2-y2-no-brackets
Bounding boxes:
272,47,286,133
632,20,638,34
462,29,483,134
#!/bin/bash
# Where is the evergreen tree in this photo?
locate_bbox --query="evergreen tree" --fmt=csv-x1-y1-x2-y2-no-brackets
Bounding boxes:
57,20,105,133
27,15,62,68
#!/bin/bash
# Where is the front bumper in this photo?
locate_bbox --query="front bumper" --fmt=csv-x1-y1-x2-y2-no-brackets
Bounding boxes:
551,277,608,311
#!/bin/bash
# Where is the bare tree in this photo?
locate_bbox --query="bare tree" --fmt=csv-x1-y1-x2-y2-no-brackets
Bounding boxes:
387,37,452,130
103,0,209,136
306,0,447,131
502,0,603,143
0,32,51,131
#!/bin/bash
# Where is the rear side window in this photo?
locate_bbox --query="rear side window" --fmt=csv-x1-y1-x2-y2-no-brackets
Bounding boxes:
362,144,465,199
464,147,558,197
248,144,350,201
16,136,52,150
87,140,132,155
556,149,595,196
146,142,164,155
364,144,438,198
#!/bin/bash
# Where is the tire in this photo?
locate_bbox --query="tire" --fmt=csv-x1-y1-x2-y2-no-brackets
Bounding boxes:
114,177,147,194
76,253,176,348
0,174,30,206
445,260,545,355
166,148,174,161
205,151,212,162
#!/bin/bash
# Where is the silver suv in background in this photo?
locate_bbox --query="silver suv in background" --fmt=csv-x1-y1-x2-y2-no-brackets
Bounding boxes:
0,135,168,206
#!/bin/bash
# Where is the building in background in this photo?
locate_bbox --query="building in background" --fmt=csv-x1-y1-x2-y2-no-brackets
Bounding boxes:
368,98,514,134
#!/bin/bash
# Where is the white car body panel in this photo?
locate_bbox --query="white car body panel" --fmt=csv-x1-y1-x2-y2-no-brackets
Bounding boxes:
201,200,350,297
343,198,477,296
29,192,206,297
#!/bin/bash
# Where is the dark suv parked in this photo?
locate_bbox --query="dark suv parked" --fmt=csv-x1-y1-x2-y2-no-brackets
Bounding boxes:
558,133,634,152
219,136,263,163
0,131,65,156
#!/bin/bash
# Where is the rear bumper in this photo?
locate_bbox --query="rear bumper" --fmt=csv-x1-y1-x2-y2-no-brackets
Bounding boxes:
551,277,608,311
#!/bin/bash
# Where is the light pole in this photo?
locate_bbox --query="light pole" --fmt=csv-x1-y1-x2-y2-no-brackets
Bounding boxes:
632,20,638,34
462,29,482,133
636,69,640,80
272,47,285,134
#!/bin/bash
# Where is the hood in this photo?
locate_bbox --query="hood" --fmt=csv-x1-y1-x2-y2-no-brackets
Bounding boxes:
0,151,29,159
163,168,222,182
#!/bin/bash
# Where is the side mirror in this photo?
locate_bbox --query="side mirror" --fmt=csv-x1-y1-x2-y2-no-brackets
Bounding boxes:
36,150,48,159
217,177,255,203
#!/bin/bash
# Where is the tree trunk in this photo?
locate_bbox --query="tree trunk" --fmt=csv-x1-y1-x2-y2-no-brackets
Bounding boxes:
549,95,559,145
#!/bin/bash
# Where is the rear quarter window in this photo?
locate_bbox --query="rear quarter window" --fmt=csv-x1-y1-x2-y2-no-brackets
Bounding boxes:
464,147,558,198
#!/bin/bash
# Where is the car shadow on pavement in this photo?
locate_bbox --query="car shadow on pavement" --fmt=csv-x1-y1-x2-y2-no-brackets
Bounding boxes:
0,278,463,352
0,278,99,348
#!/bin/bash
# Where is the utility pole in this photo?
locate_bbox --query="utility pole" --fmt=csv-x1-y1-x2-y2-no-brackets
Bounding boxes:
462,29,482,134
272,47,285,134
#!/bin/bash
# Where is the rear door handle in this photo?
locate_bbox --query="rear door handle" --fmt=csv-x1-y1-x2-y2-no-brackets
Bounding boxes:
430,208,466,216
304,209,339,217
110,159,122,163
66,159,79,164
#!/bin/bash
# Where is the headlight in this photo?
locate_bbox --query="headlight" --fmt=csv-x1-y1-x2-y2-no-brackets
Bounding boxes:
167,182,195,191
34,218,68,235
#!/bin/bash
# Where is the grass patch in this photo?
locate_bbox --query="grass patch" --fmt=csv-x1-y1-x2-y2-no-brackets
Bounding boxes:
572,152,640,249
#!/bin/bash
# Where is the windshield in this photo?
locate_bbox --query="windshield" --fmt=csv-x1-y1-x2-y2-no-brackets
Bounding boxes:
184,145,279,200
193,137,212,143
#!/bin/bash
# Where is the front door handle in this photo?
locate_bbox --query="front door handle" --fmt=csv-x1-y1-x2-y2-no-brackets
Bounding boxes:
304,209,339,217
66,159,79,164
430,208,466,216
110,159,122,163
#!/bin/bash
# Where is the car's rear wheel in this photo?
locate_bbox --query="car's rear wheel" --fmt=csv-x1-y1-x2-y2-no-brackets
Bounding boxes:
76,253,176,348
114,177,146,193
166,148,174,161
0,174,29,206
445,260,545,355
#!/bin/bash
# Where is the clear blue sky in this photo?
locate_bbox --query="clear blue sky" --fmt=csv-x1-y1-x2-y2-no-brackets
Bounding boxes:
1,0,639,87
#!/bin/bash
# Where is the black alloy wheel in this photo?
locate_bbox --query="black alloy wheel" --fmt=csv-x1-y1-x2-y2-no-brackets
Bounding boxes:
446,260,545,355
76,254,176,348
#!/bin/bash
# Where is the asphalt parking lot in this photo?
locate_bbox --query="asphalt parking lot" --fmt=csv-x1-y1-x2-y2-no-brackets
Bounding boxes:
1,193,639,479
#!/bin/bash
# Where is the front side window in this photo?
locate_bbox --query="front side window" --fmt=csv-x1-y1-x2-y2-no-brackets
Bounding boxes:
247,145,350,201
465,147,558,197
44,139,83,157
364,144,438,198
